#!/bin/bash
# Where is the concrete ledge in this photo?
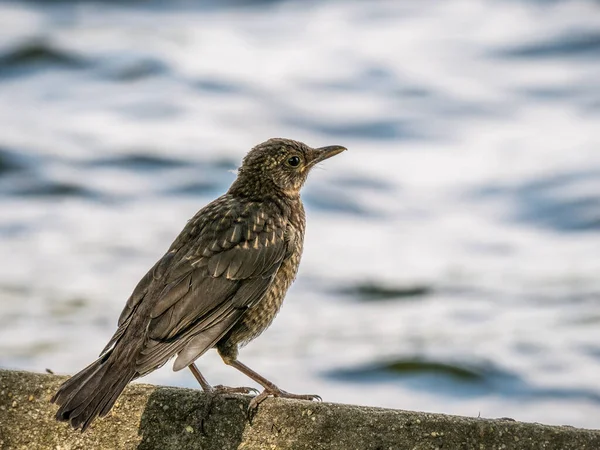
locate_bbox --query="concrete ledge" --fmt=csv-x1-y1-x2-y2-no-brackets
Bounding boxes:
1,369,599,449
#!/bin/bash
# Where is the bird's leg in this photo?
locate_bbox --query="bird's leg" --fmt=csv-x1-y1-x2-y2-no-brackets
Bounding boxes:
188,363,255,436
222,358,321,409
188,363,212,392
187,363,258,396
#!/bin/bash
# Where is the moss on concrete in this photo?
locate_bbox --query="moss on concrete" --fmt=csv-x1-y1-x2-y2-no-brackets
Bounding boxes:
1,369,599,449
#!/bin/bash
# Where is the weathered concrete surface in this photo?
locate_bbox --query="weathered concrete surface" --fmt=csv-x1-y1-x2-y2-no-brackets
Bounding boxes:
1,369,599,450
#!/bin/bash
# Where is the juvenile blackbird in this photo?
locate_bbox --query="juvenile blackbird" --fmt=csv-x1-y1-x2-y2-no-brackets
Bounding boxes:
51,138,346,431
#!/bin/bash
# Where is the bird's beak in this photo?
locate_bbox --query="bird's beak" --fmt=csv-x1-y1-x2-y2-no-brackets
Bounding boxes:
308,145,347,167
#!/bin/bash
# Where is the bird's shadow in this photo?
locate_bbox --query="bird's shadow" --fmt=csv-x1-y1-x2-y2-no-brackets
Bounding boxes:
136,386,251,450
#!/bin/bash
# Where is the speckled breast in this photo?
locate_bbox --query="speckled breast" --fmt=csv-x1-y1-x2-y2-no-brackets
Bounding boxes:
228,201,305,347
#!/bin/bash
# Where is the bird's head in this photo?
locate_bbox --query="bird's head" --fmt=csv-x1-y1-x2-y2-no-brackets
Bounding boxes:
230,138,346,198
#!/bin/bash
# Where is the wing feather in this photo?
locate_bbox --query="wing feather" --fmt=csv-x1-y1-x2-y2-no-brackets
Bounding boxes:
105,196,289,376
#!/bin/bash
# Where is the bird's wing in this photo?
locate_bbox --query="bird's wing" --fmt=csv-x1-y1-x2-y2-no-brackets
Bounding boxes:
101,196,288,375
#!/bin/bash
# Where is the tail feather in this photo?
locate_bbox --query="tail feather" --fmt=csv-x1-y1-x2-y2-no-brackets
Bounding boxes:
99,376,132,417
51,356,106,410
51,351,135,431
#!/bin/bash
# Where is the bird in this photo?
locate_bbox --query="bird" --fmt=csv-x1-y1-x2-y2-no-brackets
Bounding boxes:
51,137,346,431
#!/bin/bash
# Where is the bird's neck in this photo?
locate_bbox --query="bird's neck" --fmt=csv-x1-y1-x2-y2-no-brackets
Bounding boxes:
228,174,301,204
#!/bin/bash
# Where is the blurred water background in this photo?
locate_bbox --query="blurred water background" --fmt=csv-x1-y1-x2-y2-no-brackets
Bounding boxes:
1,0,599,429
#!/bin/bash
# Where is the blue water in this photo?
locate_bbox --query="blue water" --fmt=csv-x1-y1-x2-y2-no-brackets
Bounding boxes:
1,0,599,429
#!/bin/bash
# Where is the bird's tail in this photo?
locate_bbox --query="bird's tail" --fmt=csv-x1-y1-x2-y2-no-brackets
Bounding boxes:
51,350,135,431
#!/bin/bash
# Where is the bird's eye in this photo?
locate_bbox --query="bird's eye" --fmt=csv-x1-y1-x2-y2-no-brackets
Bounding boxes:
287,156,301,167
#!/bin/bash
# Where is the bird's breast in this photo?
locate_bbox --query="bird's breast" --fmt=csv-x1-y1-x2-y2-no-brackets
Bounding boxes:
230,216,305,347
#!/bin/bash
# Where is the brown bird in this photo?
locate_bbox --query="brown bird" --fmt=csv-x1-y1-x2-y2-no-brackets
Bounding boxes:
51,138,346,431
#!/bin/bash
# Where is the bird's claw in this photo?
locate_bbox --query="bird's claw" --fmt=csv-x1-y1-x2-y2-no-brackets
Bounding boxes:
246,388,321,418
213,385,259,396
197,386,258,434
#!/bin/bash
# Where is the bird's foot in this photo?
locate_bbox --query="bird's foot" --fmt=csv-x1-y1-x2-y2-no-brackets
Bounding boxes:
197,385,258,434
213,385,259,396
248,387,321,411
